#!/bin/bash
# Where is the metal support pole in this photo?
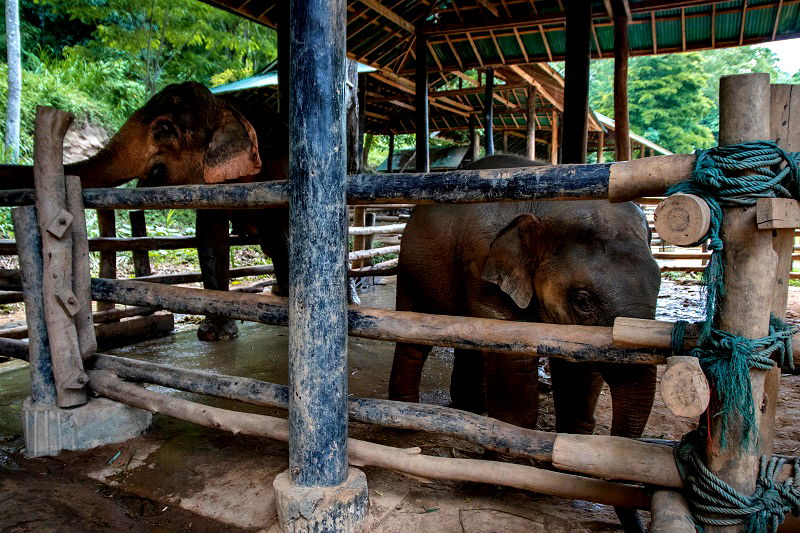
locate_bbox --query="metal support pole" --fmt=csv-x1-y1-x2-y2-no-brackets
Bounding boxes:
562,0,591,163
275,0,369,529
484,67,495,155
415,33,429,172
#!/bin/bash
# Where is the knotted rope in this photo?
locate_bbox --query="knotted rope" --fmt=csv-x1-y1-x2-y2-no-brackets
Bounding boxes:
666,141,800,446
675,430,800,533
664,141,800,531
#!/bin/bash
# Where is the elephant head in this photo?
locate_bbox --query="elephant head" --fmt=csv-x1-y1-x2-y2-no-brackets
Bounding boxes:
481,201,660,326
0,81,261,189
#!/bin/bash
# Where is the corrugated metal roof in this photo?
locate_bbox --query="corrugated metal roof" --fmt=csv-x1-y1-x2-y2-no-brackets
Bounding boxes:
202,0,800,74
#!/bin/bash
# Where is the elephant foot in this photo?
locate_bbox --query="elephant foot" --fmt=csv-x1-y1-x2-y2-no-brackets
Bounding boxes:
198,317,239,341
270,282,288,297
614,508,645,533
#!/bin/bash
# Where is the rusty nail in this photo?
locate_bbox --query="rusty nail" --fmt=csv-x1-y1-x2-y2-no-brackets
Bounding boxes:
67,296,76,305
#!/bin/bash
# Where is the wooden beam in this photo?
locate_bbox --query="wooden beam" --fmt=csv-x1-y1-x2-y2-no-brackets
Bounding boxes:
562,0,592,163
508,65,563,112
484,67,495,155
539,25,553,61
739,0,749,45
681,7,686,50
475,0,499,17
772,0,784,40
651,10,657,53
513,28,529,62
613,0,631,161
357,0,415,32
415,34,430,172
526,86,536,160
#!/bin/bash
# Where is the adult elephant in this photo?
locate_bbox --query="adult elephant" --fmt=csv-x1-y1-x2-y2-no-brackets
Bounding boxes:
389,155,659,529
0,82,289,341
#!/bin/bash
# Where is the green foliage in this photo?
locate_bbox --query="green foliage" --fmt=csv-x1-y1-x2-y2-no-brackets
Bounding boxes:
590,46,797,154
52,0,277,96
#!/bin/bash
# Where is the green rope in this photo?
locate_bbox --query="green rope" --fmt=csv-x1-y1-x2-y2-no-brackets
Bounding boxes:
665,141,800,531
666,141,800,446
675,430,800,533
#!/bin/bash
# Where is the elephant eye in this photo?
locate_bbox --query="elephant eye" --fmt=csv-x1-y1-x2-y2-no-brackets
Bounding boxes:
153,120,177,141
147,163,167,184
571,289,596,314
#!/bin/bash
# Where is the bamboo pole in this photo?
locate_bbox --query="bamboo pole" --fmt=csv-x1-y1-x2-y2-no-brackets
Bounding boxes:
87,369,651,509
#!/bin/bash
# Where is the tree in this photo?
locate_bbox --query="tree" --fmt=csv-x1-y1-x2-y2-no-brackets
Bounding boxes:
4,0,21,162
53,0,277,95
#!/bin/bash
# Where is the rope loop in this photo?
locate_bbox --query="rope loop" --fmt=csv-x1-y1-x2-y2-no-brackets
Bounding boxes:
674,431,800,533
665,142,800,445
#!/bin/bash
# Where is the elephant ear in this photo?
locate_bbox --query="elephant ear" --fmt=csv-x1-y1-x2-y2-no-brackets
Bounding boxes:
481,214,540,309
203,105,262,184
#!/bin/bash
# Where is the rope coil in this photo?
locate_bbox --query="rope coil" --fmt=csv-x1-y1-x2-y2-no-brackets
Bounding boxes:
664,141,800,531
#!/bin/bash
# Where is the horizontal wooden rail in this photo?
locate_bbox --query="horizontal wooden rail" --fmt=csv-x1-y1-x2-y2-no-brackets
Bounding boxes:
90,278,664,365
0,155,696,210
88,368,650,509
0,234,260,255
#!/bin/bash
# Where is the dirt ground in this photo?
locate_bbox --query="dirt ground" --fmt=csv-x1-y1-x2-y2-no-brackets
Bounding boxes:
1,278,800,531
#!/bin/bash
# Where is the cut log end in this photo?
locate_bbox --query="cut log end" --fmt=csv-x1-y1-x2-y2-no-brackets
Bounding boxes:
660,356,711,418
654,193,711,247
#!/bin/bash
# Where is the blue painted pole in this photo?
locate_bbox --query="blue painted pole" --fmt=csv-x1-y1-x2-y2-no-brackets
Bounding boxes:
287,0,349,488
12,205,56,405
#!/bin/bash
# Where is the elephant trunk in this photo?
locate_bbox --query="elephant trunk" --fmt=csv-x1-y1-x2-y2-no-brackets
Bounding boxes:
0,119,148,190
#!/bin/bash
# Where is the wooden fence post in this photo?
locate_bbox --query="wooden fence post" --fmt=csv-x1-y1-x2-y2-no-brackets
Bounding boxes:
704,73,776,533
273,0,369,530
129,210,152,277
32,106,87,408
96,209,116,312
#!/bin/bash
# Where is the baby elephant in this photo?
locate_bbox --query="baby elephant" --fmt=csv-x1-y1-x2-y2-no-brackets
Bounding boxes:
389,154,661,442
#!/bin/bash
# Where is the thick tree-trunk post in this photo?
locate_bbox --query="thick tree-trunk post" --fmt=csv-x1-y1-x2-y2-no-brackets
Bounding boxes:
387,132,395,172
597,130,605,163
526,87,536,160
415,33,429,173
33,107,87,408
613,0,631,161
12,205,56,405
562,0,591,164
502,130,508,153
705,74,776,532
129,210,152,277
550,111,559,164
96,209,116,312
484,67,495,156
275,0,368,530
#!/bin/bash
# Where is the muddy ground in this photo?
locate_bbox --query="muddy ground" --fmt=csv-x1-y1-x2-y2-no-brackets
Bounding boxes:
1,277,800,531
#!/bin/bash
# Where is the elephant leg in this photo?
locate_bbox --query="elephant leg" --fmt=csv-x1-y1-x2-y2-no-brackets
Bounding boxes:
549,358,603,435
388,342,433,402
484,353,539,429
196,209,238,341
598,363,657,533
598,364,657,439
258,208,290,297
450,349,486,414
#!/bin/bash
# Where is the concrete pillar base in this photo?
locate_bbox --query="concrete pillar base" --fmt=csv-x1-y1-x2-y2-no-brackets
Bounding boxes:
273,467,369,533
23,396,151,457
